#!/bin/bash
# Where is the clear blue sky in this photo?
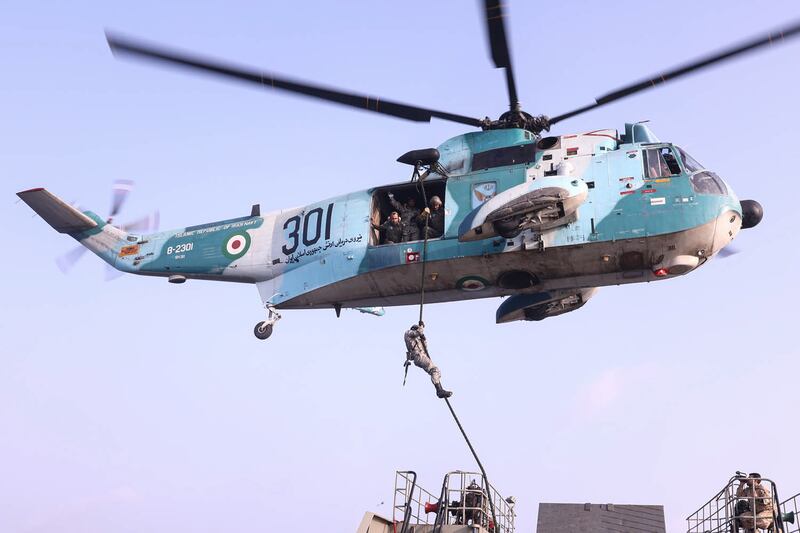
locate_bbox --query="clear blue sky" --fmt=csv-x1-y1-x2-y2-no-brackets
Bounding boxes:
3,1,800,531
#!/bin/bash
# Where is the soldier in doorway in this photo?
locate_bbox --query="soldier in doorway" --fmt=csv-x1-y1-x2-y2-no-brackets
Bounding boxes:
403,322,452,399
371,211,404,244
387,192,420,241
417,195,445,239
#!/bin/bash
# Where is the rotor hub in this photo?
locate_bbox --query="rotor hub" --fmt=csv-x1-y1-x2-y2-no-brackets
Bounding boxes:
486,110,551,134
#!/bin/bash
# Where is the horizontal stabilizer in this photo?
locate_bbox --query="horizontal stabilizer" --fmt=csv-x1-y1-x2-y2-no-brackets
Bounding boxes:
17,188,98,233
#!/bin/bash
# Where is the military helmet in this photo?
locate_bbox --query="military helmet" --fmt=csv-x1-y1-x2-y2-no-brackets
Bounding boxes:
430,195,442,207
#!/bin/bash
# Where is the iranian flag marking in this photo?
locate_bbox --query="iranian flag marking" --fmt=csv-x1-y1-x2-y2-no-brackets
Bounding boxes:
224,233,250,258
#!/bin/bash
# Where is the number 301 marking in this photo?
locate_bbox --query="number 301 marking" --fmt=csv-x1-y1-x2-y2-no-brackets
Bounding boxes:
283,203,333,255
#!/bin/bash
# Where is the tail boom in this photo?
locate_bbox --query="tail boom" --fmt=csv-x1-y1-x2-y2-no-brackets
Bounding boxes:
20,187,268,282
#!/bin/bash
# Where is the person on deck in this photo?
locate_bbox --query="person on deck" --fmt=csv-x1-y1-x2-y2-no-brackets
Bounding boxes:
417,195,445,239
403,321,452,399
736,473,774,533
372,211,404,244
463,479,487,527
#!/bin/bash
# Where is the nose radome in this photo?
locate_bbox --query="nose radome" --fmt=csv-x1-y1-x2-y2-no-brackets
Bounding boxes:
740,199,763,229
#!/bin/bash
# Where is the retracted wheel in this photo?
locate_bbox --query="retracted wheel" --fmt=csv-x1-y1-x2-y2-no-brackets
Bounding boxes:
254,321,273,340
493,217,521,239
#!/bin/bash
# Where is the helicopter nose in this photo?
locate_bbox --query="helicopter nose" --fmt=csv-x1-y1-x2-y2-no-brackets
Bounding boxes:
740,199,763,229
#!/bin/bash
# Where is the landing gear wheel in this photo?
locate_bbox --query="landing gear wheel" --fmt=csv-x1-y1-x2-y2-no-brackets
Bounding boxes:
493,217,521,239
254,321,273,340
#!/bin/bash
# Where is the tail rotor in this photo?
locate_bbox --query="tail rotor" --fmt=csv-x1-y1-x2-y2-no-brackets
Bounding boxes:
55,180,158,279
121,211,160,233
56,245,89,274
107,179,134,223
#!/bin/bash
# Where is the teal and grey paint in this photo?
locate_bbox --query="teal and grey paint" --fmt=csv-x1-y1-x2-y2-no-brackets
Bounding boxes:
30,123,746,323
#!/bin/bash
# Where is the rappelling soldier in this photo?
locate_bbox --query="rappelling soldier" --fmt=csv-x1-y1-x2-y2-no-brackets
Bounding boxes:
387,192,420,241
404,321,452,398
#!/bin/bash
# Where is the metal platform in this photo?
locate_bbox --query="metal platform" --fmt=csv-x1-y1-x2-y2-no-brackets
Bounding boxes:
358,470,799,532
686,473,798,533
390,470,515,533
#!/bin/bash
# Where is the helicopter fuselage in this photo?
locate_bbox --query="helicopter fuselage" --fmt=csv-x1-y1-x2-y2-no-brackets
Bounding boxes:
51,122,745,323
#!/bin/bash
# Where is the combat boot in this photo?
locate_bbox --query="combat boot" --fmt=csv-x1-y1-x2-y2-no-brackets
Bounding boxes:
435,383,453,399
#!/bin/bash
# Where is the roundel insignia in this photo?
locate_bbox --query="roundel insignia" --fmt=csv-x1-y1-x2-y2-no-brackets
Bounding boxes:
222,232,251,259
456,275,489,292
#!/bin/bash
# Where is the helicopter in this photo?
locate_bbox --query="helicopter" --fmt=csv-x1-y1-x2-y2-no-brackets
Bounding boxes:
17,1,799,340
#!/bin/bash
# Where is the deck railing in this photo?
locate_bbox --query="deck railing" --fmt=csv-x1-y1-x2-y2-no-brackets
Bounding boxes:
393,469,515,532
686,473,787,533
780,492,800,533
393,471,439,532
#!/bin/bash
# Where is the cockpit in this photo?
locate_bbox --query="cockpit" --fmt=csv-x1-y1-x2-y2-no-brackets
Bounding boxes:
644,144,729,196
642,145,682,179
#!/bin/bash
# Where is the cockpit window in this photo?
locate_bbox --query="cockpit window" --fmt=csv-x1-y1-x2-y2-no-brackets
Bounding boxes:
676,146,703,173
691,171,727,195
643,147,681,178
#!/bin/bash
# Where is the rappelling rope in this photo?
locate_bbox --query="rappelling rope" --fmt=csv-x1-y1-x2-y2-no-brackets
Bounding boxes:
409,163,499,531
401,163,431,388
415,162,430,325
444,398,500,532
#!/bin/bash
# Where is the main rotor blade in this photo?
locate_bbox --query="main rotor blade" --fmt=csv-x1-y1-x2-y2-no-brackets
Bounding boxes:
550,19,800,125
717,246,740,259
106,32,484,128
483,0,519,110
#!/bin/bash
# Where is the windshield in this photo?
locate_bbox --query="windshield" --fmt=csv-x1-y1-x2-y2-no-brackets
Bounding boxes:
690,171,727,195
676,146,704,173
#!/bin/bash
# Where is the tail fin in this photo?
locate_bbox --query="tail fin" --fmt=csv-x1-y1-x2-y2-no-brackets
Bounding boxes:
19,187,132,271
17,188,98,233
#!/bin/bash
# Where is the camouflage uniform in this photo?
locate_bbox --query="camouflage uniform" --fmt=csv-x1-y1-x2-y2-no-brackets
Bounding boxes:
404,324,452,398
389,195,420,242
417,196,445,239
736,479,774,531
372,219,404,244
463,480,487,527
